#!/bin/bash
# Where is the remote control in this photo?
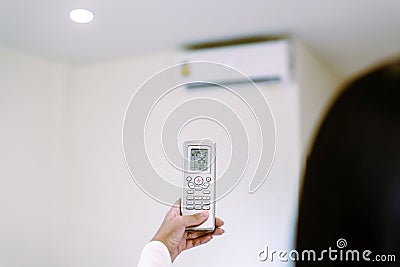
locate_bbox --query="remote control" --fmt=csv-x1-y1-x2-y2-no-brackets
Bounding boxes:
181,140,216,231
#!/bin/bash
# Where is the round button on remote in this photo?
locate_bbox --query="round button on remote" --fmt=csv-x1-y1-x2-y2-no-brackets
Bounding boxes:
206,177,211,182
194,176,203,185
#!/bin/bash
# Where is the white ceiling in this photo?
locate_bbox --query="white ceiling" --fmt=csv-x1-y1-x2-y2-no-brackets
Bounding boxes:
0,0,399,78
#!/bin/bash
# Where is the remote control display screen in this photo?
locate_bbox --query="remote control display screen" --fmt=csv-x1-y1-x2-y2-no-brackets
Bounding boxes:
190,148,208,172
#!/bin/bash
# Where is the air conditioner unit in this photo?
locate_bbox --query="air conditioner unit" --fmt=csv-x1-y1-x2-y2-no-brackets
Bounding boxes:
177,39,292,89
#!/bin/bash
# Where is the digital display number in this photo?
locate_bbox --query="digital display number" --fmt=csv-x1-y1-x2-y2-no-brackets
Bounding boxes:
190,148,208,172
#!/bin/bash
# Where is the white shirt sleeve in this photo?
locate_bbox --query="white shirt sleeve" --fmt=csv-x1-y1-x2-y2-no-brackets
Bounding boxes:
137,241,172,267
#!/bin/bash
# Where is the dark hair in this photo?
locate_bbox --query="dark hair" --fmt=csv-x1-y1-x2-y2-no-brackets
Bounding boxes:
296,59,400,266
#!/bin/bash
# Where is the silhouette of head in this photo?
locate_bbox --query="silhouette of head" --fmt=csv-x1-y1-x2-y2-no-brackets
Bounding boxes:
296,59,400,266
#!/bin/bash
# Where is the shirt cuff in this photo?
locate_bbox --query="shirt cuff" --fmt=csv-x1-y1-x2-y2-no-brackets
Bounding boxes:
137,241,172,267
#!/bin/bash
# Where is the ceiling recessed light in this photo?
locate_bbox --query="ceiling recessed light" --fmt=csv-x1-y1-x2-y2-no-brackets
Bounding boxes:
69,9,94,24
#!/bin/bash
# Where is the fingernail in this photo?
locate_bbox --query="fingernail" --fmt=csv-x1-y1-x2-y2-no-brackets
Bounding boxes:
201,211,208,217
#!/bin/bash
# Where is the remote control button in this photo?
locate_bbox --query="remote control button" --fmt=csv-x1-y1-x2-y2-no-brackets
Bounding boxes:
186,206,194,210
186,195,194,200
186,200,193,205
188,182,194,189
202,196,210,200
202,183,209,189
195,201,202,205
203,201,210,205
187,190,194,194
206,177,211,182
194,176,203,185
194,196,202,200
195,186,202,191
195,205,202,210
203,206,210,210
186,176,192,181
203,190,210,194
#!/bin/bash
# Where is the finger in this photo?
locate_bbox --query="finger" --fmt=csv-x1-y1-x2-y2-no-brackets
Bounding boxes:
165,199,181,221
170,198,181,212
185,235,213,250
212,227,225,236
185,227,224,239
215,217,224,227
181,211,209,227
184,230,209,239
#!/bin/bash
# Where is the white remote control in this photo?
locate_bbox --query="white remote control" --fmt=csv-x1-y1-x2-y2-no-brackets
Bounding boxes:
181,140,216,231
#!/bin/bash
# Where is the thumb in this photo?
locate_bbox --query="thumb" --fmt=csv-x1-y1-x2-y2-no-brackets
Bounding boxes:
181,211,209,227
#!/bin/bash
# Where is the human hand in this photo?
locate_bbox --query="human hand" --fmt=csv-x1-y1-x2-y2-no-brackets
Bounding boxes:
151,199,225,262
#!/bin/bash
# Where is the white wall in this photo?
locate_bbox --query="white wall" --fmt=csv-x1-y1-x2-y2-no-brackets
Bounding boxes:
296,43,340,157
65,52,177,267
0,46,69,267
